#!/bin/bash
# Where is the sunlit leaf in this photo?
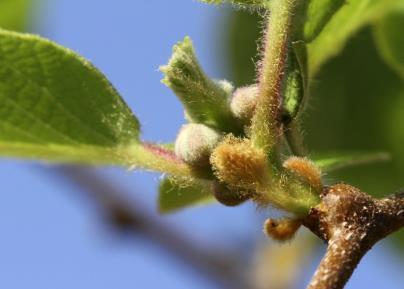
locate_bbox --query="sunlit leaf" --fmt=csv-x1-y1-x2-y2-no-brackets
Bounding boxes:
304,0,404,78
0,29,140,165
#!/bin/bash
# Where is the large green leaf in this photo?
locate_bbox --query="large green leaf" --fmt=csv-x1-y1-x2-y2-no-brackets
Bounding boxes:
0,29,141,165
373,12,404,78
0,0,32,31
158,178,214,213
304,0,404,78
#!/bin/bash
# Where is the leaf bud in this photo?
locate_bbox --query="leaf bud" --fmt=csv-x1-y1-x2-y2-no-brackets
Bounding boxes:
175,124,222,167
283,156,322,191
230,85,258,123
212,181,252,206
263,218,301,242
210,136,269,190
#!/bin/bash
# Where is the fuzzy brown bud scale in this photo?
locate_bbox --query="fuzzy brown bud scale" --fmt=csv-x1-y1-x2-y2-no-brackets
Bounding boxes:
283,156,322,191
210,136,269,190
264,218,301,241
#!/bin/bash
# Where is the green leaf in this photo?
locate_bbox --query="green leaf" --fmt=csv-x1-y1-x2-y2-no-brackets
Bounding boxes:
313,152,391,173
304,0,404,78
373,12,404,78
300,0,345,42
225,10,261,87
0,0,32,31
0,29,140,165
158,177,214,213
161,36,242,134
282,49,304,123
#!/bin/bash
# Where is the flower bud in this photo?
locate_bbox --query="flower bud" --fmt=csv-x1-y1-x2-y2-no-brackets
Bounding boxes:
230,85,258,122
212,181,252,206
263,218,301,242
175,124,222,167
283,156,322,191
210,136,269,190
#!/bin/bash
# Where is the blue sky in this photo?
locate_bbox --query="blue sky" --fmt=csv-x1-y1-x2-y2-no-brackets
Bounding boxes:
0,1,403,288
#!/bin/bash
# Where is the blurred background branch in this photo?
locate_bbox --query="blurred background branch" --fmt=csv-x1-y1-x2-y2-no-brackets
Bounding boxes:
50,166,251,289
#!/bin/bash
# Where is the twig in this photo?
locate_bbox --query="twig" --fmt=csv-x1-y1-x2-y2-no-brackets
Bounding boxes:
45,166,252,289
303,184,404,289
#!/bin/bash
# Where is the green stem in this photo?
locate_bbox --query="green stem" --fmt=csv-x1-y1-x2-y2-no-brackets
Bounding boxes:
251,0,298,151
126,143,210,179
285,121,307,157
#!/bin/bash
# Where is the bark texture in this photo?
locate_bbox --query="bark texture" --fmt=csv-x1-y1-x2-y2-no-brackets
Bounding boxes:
303,184,404,289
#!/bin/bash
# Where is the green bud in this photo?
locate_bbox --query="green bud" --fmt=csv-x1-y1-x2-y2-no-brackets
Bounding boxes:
230,85,258,123
212,181,252,207
161,37,242,134
175,124,222,167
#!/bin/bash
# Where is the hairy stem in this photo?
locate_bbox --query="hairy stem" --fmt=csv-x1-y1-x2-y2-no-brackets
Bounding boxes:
127,142,211,180
251,0,298,151
303,184,404,289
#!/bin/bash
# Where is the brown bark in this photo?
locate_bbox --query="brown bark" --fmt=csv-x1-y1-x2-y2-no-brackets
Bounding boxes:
303,184,404,289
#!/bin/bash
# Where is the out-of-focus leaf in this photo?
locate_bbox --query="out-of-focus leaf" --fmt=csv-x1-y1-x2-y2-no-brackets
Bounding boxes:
0,0,32,31
0,29,141,165
283,50,305,122
224,9,261,87
223,2,404,249
300,0,345,42
304,29,402,194
373,12,404,78
158,178,214,213
313,152,391,173
302,29,404,246
304,0,404,78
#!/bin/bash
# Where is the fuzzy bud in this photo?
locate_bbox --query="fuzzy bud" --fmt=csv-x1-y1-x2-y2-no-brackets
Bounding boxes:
283,156,322,191
212,181,252,206
263,218,301,242
175,124,222,167
161,37,241,133
210,136,269,190
230,85,258,123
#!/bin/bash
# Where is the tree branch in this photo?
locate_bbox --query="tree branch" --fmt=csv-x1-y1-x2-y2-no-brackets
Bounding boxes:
47,166,252,289
303,184,404,289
